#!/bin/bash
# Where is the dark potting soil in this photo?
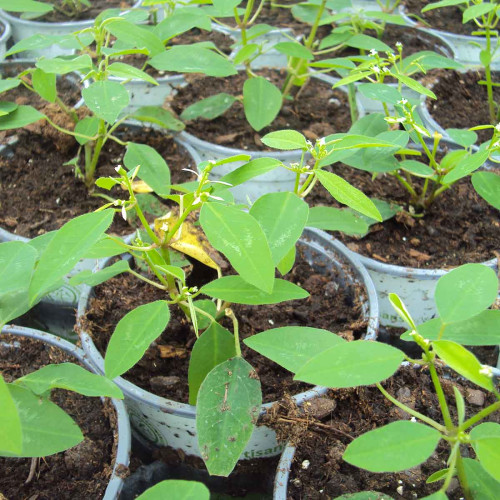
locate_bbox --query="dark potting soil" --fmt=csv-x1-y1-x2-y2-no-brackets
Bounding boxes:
11,0,136,23
403,0,477,36
307,160,500,268
170,69,352,150
267,365,500,499
0,334,119,500
81,247,368,404
0,126,196,238
426,70,500,144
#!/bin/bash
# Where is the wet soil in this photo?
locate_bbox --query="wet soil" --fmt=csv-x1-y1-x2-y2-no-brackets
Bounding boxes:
426,70,500,144
308,159,500,268
267,364,500,499
81,247,368,404
0,125,196,239
10,0,136,23
403,0,476,36
170,69,353,150
0,334,119,500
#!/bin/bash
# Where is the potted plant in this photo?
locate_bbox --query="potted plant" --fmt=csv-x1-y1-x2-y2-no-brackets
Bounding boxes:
0,324,130,499
259,263,500,499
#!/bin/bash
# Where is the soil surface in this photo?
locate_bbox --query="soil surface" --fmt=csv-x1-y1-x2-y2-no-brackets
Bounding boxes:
267,365,500,499
426,70,500,144
171,69,353,150
308,159,500,268
0,125,196,239
403,0,476,36
81,246,368,404
10,0,136,23
0,334,118,500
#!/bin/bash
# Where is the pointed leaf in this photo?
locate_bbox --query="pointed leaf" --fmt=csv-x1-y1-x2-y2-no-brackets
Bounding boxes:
463,457,500,500
188,322,236,405
82,81,130,123
105,301,170,379
180,93,237,121
68,260,130,287
200,203,275,293
136,480,210,500
443,150,489,184
343,421,441,472
307,206,369,235
243,77,282,131
197,357,261,476
32,68,56,103
0,105,44,130
36,55,92,75
218,157,282,187
470,423,500,482
130,106,184,131
261,130,308,150
108,62,158,85
472,171,500,210
0,375,22,455
74,116,99,145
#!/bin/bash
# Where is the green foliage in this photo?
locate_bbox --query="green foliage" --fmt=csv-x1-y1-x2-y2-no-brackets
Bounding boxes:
136,480,210,500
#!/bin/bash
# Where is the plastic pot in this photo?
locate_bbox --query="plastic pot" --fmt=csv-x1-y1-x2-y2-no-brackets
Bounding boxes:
176,74,365,204
342,138,498,328
273,444,295,500
0,17,11,60
76,227,379,460
0,0,143,59
0,324,131,500
399,5,500,69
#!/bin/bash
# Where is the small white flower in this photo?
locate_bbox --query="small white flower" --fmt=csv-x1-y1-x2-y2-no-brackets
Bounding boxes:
410,417,417,423
372,65,381,73
114,165,121,173
369,49,378,56
396,41,403,48
121,205,127,221
399,98,408,105
161,222,169,232
495,122,500,132
317,137,326,147
479,365,494,377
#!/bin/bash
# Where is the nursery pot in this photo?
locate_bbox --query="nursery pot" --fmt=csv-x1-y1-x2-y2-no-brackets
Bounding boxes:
0,324,131,500
0,17,11,61
77,227,379,460
0,0,143,59
273,444,295,500
176,74,364,204
342,137,498,328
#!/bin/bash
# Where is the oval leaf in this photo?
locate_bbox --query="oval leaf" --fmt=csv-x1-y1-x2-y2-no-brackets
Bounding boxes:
82,81,130,123
243,76,282,131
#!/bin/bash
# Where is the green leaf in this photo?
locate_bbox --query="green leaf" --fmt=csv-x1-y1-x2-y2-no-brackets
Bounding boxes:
316,170,382,221
470,423,500,482
435,264,498,324
0,375,22,455
446,128,478,148
426,469,450,484
74,116,100,145
0,105,44,130
233,44,259,65
397,75,436,99
16,363,123,399
82,81,130,123
421,0,467,13
192,299,217,331
295,341,404,388
136,480,210,500
108,62,158,86
154,8,212,40
343,421,441,472
32,68,56,103
463,457,500,500
201,276,308,305
105,18,165,56
196,357,261,476
124,142,171,197
0,242,37,326
463,3,496,23
200,204,275,294
389,293,417,331
130,106,184,131
443,150,489,184
250,192,309,265
180,93,237,121
105,301,170,380
244,327,345,373
454,386,465,425
150,46,237,77
345,34,391,52
334,493,394,500
261,130,308,150
277,245,296,276
0,0,53,13
29,210,114,303
472,171,500,210
68,260,130,287
0,78,21,94
404,311,500,345
218,157,282,187
188,323,236,405
155,264,185,282
399,160,435,178
307,206,369,235
4,385,83,458
36,55,92,75
358,83,402,105
82,235,127,259
433,341,494,391
243,77,282,131
274,42,313,61
420,493,448,500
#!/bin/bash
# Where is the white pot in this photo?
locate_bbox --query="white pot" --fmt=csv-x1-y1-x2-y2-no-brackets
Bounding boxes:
0,17,11,60
77,228,379,459
399,5,500,69
177,74,364,204
0,325,131,500
0,0,143,59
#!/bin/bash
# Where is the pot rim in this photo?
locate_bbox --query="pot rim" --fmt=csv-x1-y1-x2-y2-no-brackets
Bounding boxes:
0,324,131,500
0,15,11,43
76,226,379,419
0,0,143,28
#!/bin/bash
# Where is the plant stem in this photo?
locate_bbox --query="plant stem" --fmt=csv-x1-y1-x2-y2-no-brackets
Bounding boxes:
225,309,241,357
84,119,107,188
428,358,454,431
458,400,500,432
455,453,473,500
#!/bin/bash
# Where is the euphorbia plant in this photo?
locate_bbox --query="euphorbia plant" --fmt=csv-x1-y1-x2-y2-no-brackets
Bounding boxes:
246,263,500,499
